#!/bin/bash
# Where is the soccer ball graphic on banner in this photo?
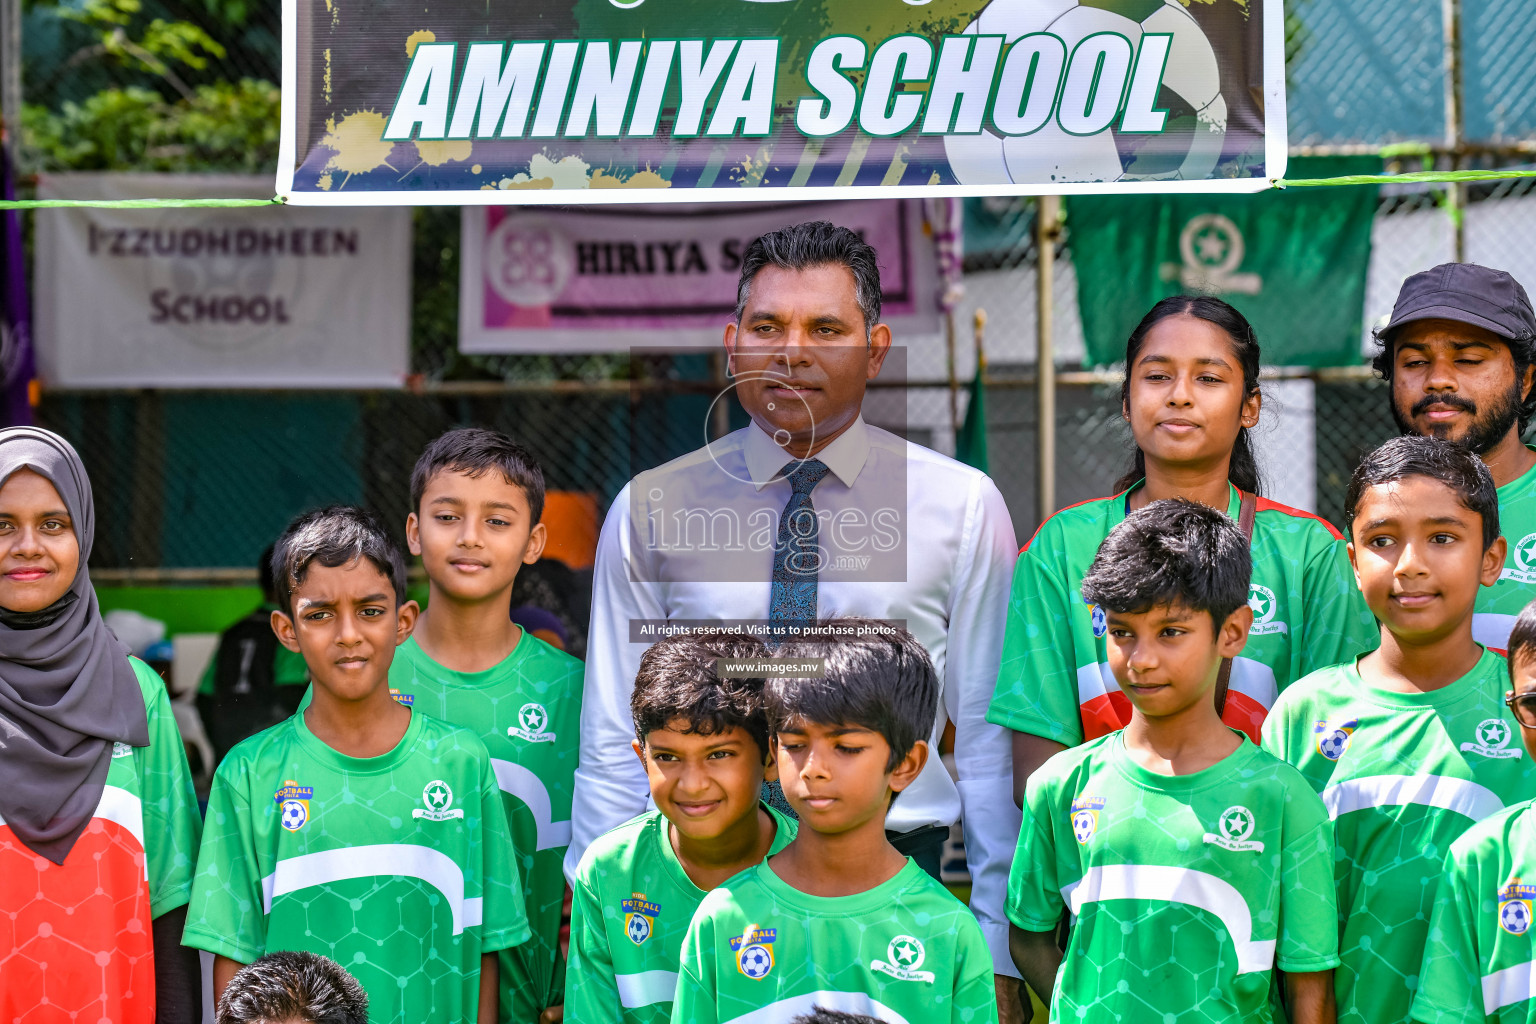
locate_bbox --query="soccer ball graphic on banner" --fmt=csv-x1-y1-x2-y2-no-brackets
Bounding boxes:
943,0,1227,185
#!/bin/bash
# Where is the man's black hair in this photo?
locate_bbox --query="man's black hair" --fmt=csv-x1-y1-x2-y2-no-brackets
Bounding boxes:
735,222,883,337
270,505,407,616
1345,435,1500,550
215,951,368,1024
409,427,547,525
791,1010,883,1024
1371,323,1536,435
767,618,937,773
1080,499,1252,630
1507,601,1536,681
632,631,773,758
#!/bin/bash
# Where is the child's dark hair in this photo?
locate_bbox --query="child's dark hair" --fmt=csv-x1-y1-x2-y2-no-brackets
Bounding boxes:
1508,601,1536,681
1344,435,1500,550
270,505,407,615
767,618,937,772
1080,499,1252,629
410,427,546,524
215,951,368,1024
632,631,773,758
791,1010,883,1024
1115,295,1264,496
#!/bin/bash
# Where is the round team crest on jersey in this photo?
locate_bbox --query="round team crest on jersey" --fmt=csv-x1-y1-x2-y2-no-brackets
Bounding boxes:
413,780,466,822
1069,795,1106,845
1506,533,1536,584
1462,718,1523,760
871,933,937,983
730,927,777,980
1089,604,1107,638
508,701,557,743
1499,879,1536,934
1314,718,1358,761
1202,805,1265,853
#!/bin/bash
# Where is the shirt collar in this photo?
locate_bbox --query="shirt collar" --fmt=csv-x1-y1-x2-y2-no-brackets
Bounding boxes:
742,415,872,491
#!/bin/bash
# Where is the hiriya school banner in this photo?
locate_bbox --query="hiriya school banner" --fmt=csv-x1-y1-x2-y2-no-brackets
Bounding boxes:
35,174,411,388
278,0,1286,205
1068,157,1380,368
461,199,940,353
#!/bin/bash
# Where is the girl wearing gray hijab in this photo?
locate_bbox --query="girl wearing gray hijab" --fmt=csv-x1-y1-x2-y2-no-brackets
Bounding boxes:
0,427,203,1023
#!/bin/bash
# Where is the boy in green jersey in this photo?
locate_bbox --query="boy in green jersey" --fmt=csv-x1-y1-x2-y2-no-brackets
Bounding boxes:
565,630,795,1024
673,619,998,1024
1414,600,1536,1024
1010,499,1339,1024
184,506,529,1024
1263,436,1535,1024
395,427,583,1024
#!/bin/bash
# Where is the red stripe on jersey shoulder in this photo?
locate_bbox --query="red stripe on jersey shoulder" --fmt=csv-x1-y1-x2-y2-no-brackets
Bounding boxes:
1020,492,1126,555
1253,495,1346,540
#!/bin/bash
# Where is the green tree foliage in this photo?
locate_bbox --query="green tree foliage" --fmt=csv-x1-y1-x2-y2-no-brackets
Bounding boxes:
22,79,279,172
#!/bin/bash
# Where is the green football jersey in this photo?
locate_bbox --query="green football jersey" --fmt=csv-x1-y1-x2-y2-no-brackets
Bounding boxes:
1262,650,1536,1024
1477,452,1536,653
1008,732,1338,1024
989,483,1376,746
1415,799,1536,1024
673,858,997,1024
566,806,797,1024
391,633,582,1024
183,708,530,1024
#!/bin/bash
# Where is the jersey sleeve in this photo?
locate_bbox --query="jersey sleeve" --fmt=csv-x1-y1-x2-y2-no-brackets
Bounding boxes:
988,534,1085,747
1299,534,1377,676
1275,788,1341,972
670,914,719,1024
563,862,622,1022
1006,774,1067,931
135,663,203,917
476,754,533,953
181,759,266,964
950,916,1002,1024
1258,690,1296,764
1411,847,1486,1024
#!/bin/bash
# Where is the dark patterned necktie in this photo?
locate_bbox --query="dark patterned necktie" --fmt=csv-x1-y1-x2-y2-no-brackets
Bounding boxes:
768,459,831,626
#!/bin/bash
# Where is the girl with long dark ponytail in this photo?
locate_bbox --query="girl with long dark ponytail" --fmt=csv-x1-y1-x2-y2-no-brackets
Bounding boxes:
990,296,1377,806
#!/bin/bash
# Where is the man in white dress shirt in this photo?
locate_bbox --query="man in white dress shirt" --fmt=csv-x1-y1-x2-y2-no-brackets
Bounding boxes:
567,221,1023,1015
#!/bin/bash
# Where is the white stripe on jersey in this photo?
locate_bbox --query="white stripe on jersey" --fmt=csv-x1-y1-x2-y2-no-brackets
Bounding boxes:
722,991,910,1024
1060,864,1276,975
492,758,573,851
260,844,476,933
1075,658,1277,708
0,785,146,880
1483,959,1536,1014
1321,774,1504,823
1474,613,1517,651
615,970,678,1009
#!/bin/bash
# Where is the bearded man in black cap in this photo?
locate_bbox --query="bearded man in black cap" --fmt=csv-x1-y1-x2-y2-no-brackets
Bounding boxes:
1375,262,1536,650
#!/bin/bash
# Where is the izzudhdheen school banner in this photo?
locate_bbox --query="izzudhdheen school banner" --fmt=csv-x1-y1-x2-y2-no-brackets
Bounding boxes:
277,0,1286,205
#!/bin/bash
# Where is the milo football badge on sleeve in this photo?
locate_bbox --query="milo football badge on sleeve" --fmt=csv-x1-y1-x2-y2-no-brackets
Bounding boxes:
275,780,313,832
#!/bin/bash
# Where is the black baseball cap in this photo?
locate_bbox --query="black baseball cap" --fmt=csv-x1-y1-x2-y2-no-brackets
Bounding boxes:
1383,263,1536,341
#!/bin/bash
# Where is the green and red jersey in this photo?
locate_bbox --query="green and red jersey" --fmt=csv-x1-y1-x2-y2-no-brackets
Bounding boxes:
0,658,202,1024
989,483,1377,745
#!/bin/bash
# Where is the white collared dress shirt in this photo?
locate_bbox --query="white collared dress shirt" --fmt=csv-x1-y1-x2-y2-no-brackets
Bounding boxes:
566,416,1022,975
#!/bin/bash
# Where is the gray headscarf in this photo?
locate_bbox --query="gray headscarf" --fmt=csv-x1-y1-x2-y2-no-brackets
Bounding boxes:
0,427,143,864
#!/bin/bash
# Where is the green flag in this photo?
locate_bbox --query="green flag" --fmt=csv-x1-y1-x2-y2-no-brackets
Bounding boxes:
1067,157,1380,368
955,361,988,473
